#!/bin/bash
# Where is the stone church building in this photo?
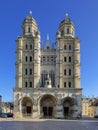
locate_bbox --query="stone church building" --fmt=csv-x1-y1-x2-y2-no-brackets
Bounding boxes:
14,12,82,119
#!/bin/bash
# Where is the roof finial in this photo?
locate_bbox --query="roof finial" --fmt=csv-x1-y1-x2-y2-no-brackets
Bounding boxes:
29,11,32,16
65,13,68,18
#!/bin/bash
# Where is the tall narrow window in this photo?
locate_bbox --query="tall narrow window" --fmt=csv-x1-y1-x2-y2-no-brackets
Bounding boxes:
61,30,64,36
25,82,28,87
30,56,32,62
69,56,71,62
30,44,32,50
51,56,54,62
47,56,49,61
25,44,28,50
43,56,45,61
69,69,71,76
64,82,66,88
69,82,71,88
25,69,27,75
25,56,28,62
30,69,32,75
64,69,66,75
67,28,69,34
64,57,66,62
64,45,66,50
28,27,31,33
69,45,71,50
29,82,32,87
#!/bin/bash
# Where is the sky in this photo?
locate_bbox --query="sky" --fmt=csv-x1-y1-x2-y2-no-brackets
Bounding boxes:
0,0,98,101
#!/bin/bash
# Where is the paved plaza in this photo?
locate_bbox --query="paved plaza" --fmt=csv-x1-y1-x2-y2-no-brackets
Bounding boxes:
0,118,98,130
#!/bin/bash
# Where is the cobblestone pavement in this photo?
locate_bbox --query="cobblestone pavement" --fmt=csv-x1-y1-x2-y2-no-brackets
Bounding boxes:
0,118,98,130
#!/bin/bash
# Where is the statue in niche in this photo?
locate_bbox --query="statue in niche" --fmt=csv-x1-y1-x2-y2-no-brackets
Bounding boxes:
45,73,52,88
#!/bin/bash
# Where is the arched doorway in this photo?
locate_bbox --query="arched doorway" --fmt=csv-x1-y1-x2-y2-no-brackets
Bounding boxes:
63,97,75,118
40,95,57,118
21,97,33,117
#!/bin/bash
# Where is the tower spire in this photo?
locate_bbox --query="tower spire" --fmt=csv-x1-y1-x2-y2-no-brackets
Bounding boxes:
47,34,49,41
46,34,50,49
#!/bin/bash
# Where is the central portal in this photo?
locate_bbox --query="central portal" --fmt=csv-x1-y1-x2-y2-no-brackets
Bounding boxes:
40,95,56,118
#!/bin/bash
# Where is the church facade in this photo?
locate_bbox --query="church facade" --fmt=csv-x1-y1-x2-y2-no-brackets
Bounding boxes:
14,12,82,119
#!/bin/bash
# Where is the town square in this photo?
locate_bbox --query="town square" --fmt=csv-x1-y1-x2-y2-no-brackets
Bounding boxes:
0,118,98,130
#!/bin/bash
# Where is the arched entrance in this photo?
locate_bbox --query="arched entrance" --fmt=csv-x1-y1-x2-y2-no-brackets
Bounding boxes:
63,97,75,118
21,97,33,117
40,95,57,118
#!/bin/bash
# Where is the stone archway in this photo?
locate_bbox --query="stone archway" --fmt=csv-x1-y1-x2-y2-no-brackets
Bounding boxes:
40,95,57,118
21,97,33,117
63,97,75,118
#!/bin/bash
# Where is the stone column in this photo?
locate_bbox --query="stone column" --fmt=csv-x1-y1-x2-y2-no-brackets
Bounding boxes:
55,99,64,118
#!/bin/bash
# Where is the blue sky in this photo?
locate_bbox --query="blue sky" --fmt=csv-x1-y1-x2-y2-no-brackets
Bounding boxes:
0,0,98,101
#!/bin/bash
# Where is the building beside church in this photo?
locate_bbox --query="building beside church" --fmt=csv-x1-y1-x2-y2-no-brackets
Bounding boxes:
2,102,13,113
14,12,82,119
82,96,98,118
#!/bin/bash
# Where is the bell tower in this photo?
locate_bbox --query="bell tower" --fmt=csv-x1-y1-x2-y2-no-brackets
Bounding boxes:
56,14,81,89
15,11,41,89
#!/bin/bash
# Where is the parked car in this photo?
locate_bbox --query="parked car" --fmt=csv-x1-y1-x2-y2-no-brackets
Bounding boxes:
0,113,7,118
76,114,82,119
7,113,13,117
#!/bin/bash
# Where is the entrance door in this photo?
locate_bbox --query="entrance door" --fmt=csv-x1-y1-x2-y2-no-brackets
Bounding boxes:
27,106,31,114
43,107,53,117
43,107,47,116
64,107,69,117
48,107,53,116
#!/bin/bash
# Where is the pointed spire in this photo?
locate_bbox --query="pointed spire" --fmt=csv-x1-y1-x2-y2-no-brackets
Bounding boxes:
47,34,49,41
46,34,50,49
